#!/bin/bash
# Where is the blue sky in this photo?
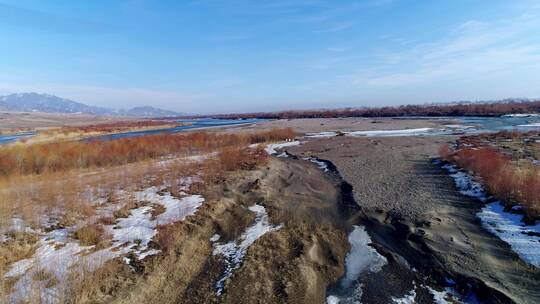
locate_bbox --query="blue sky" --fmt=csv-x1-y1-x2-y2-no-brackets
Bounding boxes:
0,0,539,114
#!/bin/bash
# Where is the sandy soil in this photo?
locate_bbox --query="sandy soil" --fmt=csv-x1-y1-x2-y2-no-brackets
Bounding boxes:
108,158,351,304
286,134,540,304
0,111,133,130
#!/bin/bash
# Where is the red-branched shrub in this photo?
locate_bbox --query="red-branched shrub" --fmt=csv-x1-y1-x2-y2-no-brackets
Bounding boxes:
0,128,293,177
440,146,540,217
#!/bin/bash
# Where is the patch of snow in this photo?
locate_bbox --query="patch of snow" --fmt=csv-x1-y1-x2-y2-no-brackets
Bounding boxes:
341,225,387,288
5,228,94,303
392,288,416,304
326,295,341,304
4,258,34,278
209,234,221,242
477,202,540,267
441,164,486,201
109,205,157,258
440,162,540,268
4,184,206,303
212,204,282,296
135,187,204,225
502,113,540,117
517,122,540,127
326,225,387,303
305,131,338,138
344,128,436,137
265,141,300,155
426,286,457,304
444,124,475,129
303,157,329,172
511,205,523,211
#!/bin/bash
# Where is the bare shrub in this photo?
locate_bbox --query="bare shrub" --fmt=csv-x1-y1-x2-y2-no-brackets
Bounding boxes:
0,128,293,178
441,145,540,217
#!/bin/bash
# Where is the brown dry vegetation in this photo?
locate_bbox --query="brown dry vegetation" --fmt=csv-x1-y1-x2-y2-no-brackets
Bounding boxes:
440,144,540,218
74,224,109,247
57,120,177,134
0,128,295,302
0,128,294,177
204,99,540,119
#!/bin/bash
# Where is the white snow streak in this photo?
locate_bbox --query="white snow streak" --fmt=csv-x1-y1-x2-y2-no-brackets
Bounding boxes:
303,157,329,172
265,141,300,155
326,225,387,303
440,162,540,268
305,131,339,138
392,289,417,304
212,204,282,296
4,185,205,303
344,128,435,137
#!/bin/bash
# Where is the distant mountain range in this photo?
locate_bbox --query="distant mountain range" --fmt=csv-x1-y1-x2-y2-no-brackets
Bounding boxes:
0,93,184,117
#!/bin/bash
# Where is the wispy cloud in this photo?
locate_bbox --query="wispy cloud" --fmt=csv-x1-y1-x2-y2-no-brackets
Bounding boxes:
347,5,540,87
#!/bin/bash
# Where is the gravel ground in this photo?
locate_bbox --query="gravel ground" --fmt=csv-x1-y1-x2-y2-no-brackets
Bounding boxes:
289,135,453,220
284,133,540,304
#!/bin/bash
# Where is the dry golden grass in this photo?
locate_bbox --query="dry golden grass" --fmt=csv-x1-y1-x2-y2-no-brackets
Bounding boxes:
62,259,134,304
74,224,107,247
0,128,294,302
0,232,39,276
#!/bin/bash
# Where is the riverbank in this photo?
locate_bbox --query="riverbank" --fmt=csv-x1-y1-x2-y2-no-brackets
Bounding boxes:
286,134,540,303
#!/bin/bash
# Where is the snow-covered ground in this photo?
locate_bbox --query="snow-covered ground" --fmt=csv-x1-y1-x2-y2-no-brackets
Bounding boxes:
211,204,282,296
326,225,387,303
502,113,540,117
305,131,339,138
392,288,416,304
265,141,301,155
3,182,205,303
443,124,476,129
344,128,436,137
440,162,540,268
305,128,438,138
477,202,540,267
517,122,540,127
303,157,329,172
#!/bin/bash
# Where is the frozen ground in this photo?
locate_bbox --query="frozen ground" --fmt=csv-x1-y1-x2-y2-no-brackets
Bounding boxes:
345,128,436,137
391,288,416,304
440,162,540,268
305,131,339,138
326,225,387,303
264,141,301,155
303,156,329,172
517,122,540,127
478,202,540,267
3,181,205,304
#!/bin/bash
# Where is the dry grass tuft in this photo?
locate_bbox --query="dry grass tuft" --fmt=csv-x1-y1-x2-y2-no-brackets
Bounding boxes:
74,224,107,247
0,232,39,275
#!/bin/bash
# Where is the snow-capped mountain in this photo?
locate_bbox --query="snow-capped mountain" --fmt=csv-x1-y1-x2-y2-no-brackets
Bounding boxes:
0,93,184,117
